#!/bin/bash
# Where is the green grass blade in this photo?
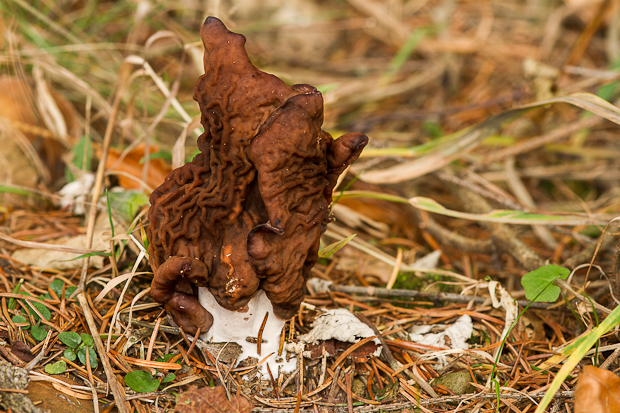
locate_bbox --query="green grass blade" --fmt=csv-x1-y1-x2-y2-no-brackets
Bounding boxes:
535,303,620,412
409,196,613,226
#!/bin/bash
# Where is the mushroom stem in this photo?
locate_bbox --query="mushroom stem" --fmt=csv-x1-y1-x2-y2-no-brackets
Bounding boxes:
198,288,297,374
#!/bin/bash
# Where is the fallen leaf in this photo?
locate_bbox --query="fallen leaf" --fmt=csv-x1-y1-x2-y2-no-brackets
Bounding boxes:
175,385,252,413
10,341,34,363
103,143,171,191
337,196,416,237
574,365,620,413
286,309,382,358
409,314,473,368
11,212,120,270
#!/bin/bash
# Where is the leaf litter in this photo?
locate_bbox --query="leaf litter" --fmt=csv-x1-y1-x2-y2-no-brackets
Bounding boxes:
1,0,620,412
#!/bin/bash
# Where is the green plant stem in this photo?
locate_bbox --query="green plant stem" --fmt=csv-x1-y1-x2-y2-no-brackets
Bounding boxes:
489,276,561,412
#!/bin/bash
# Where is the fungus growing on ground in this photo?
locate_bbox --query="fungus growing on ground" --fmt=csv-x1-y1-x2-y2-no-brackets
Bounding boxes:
147,17,368,370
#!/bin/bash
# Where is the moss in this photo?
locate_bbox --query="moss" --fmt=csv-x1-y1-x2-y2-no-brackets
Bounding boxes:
393,272,460,294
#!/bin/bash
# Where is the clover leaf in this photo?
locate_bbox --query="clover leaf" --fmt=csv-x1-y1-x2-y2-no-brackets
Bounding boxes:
521,264,570,302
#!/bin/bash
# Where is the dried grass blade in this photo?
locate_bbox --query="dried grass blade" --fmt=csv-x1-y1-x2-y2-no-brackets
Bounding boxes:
361,93,620,184
0,232,100,254
409,197,612,226
145,317,162,362
93,272,133,305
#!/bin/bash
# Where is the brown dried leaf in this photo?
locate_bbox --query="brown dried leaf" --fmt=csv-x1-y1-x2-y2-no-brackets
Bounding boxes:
175,386,252,413
575,365,620,413
10,341,34,363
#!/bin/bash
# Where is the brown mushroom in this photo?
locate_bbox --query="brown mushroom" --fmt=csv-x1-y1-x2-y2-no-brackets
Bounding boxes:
147,17,367,356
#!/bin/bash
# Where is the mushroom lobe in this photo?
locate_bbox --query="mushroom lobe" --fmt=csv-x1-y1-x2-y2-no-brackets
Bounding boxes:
147,17,368,333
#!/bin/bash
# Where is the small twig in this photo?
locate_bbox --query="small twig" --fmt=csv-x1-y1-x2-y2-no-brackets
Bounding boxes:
85,344,94,389
222,356,237,382
186,328,201,359
0,388,29,394
600,348,620,370
369,359,383,390
293,390,302,413
327,364,342,404
318,348,327,387
345,367,354,413
81,375,99,413
299,353,304,394
257,312,269,356
124,391,167,401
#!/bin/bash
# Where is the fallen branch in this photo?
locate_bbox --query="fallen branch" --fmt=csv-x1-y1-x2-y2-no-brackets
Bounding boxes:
330,285,556,310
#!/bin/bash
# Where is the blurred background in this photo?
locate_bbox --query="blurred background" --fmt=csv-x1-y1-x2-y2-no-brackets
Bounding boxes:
1,0,619,294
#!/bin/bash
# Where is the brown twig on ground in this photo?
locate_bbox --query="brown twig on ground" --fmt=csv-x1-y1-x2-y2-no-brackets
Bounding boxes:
331,285,557,310
119,313,180,334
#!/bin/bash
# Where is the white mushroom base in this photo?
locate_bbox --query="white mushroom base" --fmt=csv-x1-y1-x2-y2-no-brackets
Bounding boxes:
198,288,297,376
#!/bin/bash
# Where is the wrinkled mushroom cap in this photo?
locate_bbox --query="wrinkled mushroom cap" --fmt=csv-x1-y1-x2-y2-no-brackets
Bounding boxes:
147,17,367,333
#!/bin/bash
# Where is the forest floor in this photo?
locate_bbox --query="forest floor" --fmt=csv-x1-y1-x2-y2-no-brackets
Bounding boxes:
1,0,620,412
